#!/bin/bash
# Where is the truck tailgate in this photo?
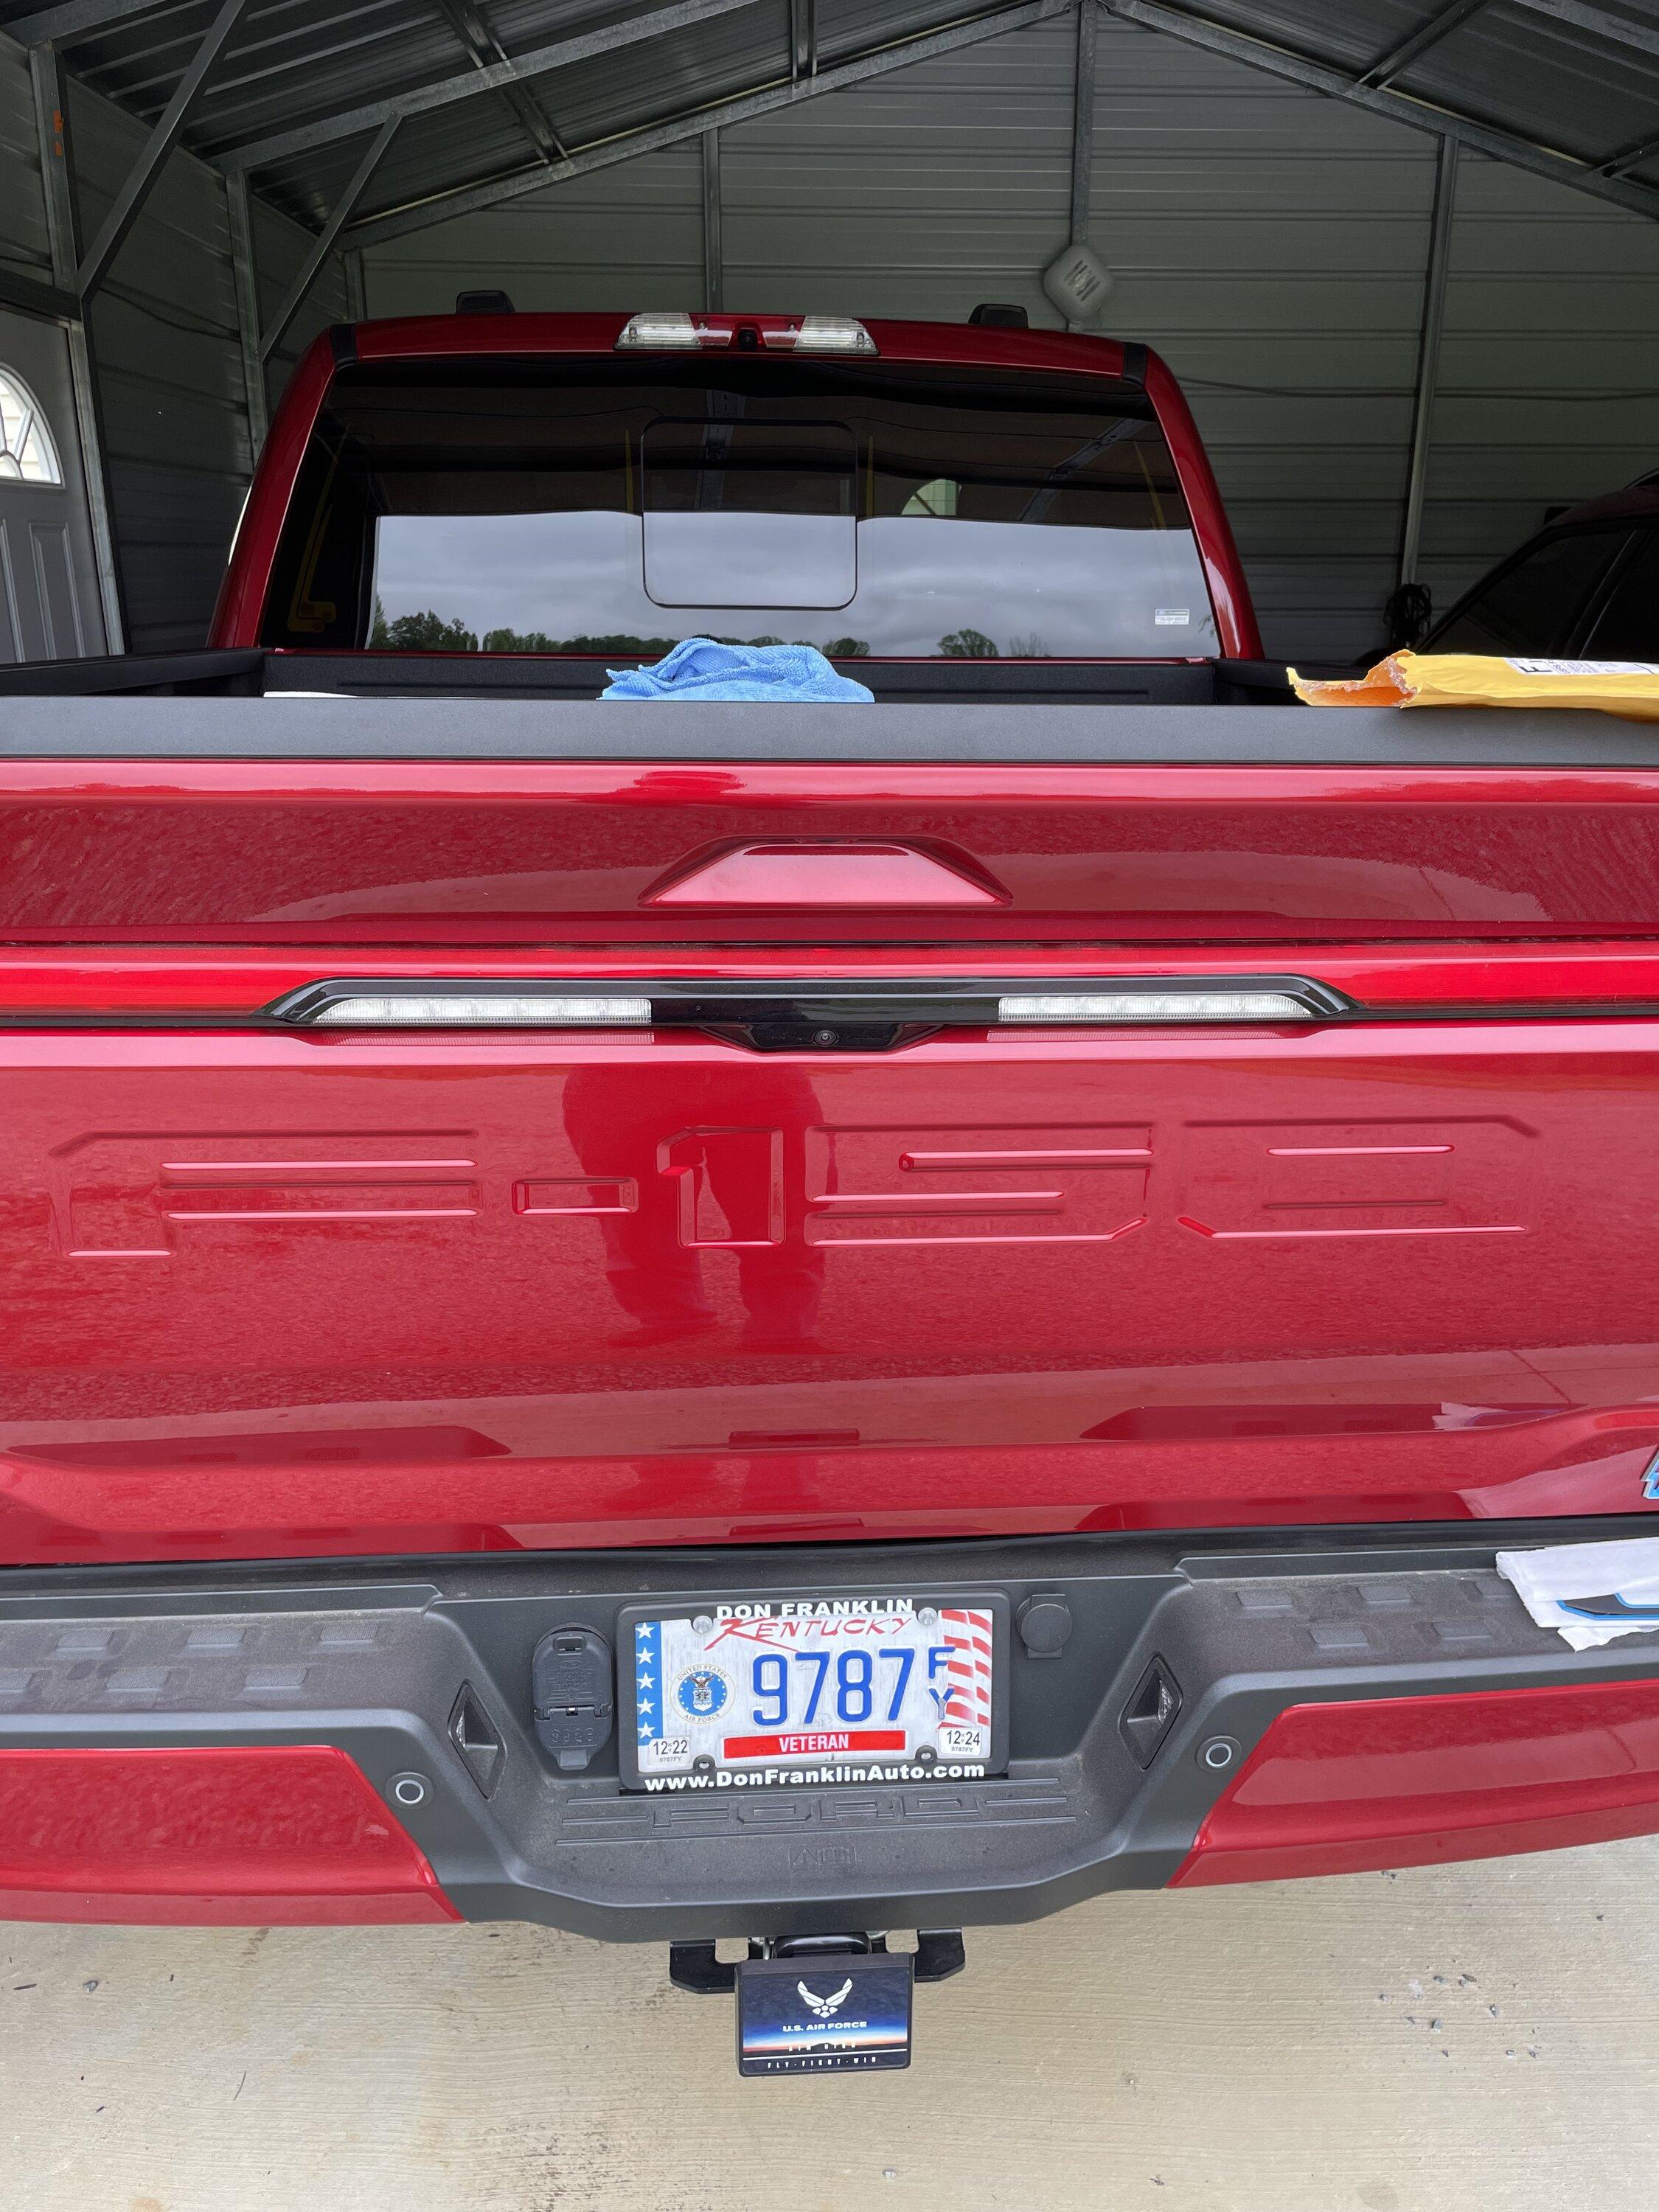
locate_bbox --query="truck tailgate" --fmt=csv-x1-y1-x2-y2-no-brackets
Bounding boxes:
4,728,1659,1565
4,1014,1657,1564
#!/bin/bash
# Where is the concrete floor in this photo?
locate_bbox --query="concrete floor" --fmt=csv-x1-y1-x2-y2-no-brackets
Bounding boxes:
4,1839,1655,2212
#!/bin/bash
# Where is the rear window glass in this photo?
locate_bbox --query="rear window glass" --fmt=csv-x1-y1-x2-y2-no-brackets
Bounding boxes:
1428,527,1633,655
1582,529,1659,660
259,355,1217,660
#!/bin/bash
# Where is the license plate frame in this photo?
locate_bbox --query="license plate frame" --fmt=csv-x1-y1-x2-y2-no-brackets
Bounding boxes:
617,1588,1011,1790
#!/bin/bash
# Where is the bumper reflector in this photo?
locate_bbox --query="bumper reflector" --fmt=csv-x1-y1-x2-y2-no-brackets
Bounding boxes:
1171,1680,1659,1887
997,990,1313,1023
0,1745,459,1924
313,994,653,1027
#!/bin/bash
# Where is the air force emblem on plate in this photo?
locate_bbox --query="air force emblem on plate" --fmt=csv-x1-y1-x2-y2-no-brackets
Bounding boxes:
675,1663,731,1720
798,1978,854,2019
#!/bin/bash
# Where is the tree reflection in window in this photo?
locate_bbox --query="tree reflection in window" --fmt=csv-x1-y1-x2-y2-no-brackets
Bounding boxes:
0,369,63,486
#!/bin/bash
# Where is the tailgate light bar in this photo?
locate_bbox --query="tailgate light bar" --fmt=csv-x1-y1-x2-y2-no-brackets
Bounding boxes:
998,990,1315,1023
615,312,876,355
271,975,1350,1048
311,993,653,1027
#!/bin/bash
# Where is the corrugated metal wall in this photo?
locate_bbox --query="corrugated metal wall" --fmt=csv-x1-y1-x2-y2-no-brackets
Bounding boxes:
1430,157,1659,629
364,145,706,316
1088,20,1659,657
0,38,52,293
251,194,352,419
0,30,347,655
66,73,347,652
363,10,1659,661
722,26,1074,332
66,75,247,653
1088,21,1430,660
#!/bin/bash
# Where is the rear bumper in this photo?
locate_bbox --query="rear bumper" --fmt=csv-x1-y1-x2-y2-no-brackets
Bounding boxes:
4,1523,1659,1937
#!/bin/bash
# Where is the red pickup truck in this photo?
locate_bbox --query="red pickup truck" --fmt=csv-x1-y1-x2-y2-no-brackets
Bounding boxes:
3,307,1659,2023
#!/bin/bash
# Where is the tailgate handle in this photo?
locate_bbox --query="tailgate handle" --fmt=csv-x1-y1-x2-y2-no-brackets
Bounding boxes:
643,841,1008,908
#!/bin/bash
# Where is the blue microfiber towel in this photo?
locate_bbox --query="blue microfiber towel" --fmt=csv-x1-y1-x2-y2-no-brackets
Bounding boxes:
602,638,873,703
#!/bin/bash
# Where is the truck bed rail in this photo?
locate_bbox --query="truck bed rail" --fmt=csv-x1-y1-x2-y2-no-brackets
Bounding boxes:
0,689,1654,765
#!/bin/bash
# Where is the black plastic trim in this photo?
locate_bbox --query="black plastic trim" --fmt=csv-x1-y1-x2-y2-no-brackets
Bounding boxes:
0,650,265,698
25,987,1659,1039
2,1520,1658,1941
7,693,1659,764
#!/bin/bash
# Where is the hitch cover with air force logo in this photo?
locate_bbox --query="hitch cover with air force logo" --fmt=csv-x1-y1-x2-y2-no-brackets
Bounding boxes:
736,1945,915,2074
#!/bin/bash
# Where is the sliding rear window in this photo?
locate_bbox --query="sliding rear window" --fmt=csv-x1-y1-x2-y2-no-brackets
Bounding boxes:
260,355,1217,661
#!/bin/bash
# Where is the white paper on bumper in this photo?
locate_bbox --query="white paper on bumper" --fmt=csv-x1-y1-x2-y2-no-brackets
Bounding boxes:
1496,1538,1659,1649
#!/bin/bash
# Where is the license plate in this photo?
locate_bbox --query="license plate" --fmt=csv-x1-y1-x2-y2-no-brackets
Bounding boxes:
618,1591,1009,1790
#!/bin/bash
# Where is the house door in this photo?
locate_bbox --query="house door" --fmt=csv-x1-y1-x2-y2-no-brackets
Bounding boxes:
0,307,108,662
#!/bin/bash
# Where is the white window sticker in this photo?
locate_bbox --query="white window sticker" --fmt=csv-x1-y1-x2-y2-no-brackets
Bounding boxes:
1154,607,1191,627
1506,658,1659,676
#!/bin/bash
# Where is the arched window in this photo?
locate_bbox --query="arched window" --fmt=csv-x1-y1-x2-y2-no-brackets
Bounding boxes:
0,368,63,486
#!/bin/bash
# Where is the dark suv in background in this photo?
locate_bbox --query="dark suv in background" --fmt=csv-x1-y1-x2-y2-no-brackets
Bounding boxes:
1422,479,1659,658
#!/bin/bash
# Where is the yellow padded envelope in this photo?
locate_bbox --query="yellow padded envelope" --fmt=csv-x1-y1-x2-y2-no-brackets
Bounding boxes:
1288,651,1659,722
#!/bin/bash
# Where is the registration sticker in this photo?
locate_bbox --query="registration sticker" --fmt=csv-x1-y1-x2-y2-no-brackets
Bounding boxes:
619,1590,1009,1790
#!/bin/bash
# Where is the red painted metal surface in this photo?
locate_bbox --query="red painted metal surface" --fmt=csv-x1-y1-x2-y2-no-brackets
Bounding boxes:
1170,1681,1659,1885
207,313,1262,658
209,333,336,656
11,759,1659,946
644,841,1008,908
4,1018,1659,1564
1142,347,1259,662
0,1746,459,1923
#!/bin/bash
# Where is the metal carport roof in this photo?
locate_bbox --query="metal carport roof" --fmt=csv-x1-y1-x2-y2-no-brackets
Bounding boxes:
3,0,1658,282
